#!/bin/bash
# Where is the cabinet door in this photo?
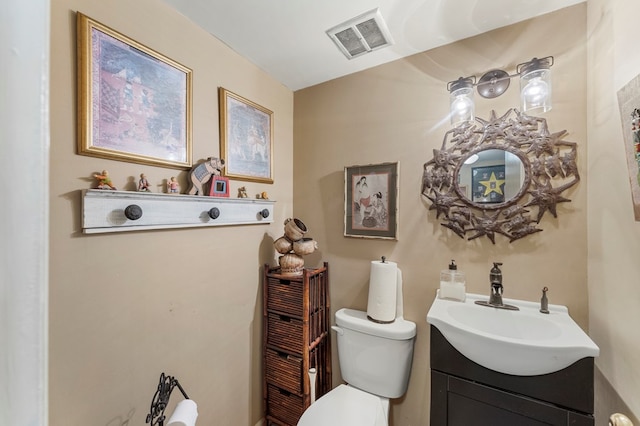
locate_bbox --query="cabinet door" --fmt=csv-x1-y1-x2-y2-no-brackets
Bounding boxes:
449,392,560,426
433,374,594,426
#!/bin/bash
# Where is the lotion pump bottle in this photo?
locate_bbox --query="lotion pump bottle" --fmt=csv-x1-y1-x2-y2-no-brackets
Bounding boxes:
439,260,466,301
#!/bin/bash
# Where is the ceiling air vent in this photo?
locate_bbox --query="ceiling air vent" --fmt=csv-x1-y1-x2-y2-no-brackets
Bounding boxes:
326,8,394,60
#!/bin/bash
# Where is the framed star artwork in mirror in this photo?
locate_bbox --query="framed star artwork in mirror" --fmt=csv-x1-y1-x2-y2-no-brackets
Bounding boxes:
472,165,506,203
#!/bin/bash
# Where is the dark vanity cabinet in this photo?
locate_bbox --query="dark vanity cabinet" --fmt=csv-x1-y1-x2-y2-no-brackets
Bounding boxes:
263,263,332,426
430,326,595,426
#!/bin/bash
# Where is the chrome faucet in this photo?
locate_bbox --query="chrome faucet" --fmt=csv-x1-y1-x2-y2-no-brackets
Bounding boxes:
475,262,519,311
489,262,503,305
489,281,504,306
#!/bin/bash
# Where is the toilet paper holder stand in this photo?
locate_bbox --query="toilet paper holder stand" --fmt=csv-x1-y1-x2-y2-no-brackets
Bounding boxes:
146,372,190,426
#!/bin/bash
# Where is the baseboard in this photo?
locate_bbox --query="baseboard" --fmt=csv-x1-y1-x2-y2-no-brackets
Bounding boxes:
595,366,639,425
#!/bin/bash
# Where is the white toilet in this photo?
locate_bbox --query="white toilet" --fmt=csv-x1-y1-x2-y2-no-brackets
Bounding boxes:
297,307,416,426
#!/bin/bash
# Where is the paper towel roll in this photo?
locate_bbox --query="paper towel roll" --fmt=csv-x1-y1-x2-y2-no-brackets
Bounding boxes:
366,259,398,323
167,399,198,426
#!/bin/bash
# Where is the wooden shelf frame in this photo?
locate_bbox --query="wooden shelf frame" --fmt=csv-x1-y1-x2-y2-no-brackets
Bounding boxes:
81,189,275,234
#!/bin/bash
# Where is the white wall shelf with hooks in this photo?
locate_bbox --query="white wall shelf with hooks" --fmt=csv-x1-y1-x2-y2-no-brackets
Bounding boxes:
81,189,275,234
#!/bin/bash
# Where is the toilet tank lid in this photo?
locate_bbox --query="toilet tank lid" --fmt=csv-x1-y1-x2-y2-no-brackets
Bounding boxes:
335,308,416,340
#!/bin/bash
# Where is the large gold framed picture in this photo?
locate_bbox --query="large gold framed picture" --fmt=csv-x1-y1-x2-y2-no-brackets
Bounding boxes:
617,72,640,221
219,88,273,183
76,12,192,169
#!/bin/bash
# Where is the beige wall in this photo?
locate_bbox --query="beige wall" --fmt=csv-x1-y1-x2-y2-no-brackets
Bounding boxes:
49,1,292,424
47,0,640,424
294,5,588,425
587,0,640,423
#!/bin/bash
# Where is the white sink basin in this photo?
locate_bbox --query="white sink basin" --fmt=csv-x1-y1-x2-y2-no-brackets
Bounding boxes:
427,292,599,376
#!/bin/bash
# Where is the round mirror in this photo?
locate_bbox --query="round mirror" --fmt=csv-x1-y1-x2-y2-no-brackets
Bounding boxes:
421,109,580,244
456,149,528,206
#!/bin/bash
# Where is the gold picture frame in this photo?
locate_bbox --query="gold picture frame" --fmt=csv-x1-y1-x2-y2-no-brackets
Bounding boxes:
617,73,640,221
219,88,273,183
77,12,192,169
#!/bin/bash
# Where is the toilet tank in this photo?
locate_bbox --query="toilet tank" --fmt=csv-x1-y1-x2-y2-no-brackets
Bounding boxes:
334,308,416,399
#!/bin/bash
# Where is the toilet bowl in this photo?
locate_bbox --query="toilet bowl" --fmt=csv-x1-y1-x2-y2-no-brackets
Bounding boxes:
297,308,416,426
297,384,388,426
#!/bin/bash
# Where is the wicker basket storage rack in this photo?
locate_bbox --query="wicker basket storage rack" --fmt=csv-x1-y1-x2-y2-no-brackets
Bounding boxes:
263,263,332,426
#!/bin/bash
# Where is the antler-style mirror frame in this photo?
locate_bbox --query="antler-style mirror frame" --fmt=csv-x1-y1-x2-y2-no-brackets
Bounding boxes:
421,109,579,243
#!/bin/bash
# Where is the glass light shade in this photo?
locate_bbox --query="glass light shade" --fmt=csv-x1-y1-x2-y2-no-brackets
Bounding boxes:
463,153,479,165
520,68,552,113
450,86,474,126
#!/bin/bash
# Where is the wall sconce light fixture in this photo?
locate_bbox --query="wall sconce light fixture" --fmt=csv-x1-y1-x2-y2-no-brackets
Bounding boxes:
448,76,476,126
448,56,554,125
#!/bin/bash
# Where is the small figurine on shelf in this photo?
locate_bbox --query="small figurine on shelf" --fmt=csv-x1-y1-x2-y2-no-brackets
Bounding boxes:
257,191,269,199
187,157,225,195
237,186,248,198
94,170,117,190
138,173,151,192
167,176,180,194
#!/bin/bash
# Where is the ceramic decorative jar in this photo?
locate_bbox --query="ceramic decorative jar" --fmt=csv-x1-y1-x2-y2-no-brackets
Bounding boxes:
293,238,318,256
274,236,293,254
274,218,317,275
278,253,305,275
284,218,308,241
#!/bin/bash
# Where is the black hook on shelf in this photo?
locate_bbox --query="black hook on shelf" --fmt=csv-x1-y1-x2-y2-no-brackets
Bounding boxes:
208,207,220,219
124,204,143,220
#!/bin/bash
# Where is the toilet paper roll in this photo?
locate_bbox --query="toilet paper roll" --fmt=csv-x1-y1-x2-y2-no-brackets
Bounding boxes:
167,399,198,426
366,259,398,323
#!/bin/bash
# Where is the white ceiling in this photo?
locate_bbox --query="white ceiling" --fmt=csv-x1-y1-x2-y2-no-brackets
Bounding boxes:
161,0,585,91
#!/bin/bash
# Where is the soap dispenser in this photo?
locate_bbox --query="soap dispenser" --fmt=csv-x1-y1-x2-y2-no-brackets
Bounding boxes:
439,260,466,301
